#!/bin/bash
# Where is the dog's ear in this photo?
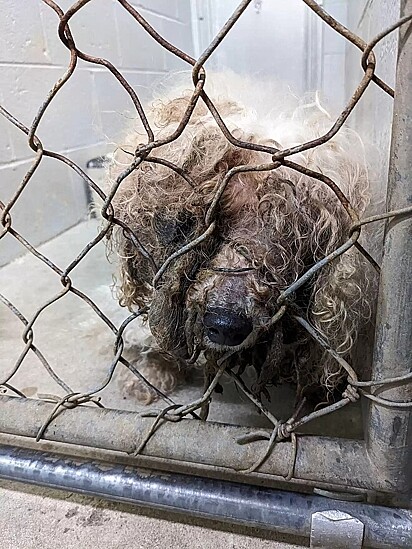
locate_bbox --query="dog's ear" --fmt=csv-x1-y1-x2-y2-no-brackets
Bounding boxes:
114,235,153,311
301,167,374,390
308,245,374,390
104,155,153,311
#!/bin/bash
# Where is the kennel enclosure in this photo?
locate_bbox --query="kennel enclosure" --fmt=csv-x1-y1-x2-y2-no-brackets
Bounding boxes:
0,1,412,547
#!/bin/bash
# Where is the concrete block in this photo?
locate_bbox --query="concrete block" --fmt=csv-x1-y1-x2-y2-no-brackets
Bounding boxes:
0,231,28,270
114,5,166,70
38,1,75,66
0,1,47,64
0,0,194,253
1,65,99,157
0,65,60,161
39,1,121,67
0,90,15,164
91,69,159,143
131,0,180,20
131,1,192,24
0,156,88,266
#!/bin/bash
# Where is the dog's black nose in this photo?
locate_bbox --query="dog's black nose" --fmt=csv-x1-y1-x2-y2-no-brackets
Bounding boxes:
203,307,253,347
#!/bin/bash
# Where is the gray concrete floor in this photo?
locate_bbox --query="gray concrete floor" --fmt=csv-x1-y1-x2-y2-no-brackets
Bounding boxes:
0,220,363,548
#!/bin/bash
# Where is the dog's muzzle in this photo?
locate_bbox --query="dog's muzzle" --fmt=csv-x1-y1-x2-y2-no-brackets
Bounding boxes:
203,306,253,347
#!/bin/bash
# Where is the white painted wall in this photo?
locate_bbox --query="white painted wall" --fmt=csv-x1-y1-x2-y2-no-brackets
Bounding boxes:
321,0,349,110
192,0,349,112
0,0,194,266
192,0,313,94
345,0,400,198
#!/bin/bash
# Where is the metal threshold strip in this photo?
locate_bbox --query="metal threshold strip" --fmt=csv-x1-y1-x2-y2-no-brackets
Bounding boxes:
0,444,411,549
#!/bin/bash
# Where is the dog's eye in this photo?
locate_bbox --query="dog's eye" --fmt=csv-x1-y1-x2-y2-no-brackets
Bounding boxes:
153,210,195,246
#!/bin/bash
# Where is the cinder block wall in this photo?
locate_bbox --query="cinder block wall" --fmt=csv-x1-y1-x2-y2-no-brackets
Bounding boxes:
0,1,194,266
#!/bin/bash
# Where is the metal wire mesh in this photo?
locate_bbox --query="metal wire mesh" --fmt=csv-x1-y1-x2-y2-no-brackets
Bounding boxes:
1,0,412,479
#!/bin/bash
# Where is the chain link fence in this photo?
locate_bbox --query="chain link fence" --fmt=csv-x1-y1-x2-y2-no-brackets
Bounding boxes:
1,0,412,499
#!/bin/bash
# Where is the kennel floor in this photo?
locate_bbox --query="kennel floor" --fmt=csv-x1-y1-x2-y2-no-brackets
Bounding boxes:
0,220,363,548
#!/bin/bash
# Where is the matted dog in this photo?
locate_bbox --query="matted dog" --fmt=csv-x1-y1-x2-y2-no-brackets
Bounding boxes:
106,74,379,405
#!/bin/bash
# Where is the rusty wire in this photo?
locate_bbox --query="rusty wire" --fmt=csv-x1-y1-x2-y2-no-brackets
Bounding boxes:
1,0,412,478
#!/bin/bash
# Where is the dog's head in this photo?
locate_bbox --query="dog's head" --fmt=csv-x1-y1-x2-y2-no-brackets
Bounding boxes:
107,77,374,391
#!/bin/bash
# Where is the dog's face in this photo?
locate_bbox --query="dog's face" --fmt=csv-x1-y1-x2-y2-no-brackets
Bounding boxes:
112,136,338,364
109,87,372,392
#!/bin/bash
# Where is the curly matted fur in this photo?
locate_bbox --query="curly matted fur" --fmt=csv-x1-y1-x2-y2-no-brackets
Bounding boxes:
106,73,379,404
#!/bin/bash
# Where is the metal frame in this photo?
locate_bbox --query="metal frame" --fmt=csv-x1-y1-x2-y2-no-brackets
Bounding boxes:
366,0,412,494
0,387,408,495
0,395,381,492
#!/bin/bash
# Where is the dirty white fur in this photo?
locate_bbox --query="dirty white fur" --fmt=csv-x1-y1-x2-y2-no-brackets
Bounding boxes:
106,72,382,403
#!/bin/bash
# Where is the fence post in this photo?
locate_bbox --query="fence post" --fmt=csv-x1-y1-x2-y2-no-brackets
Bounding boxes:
366,0,412,494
